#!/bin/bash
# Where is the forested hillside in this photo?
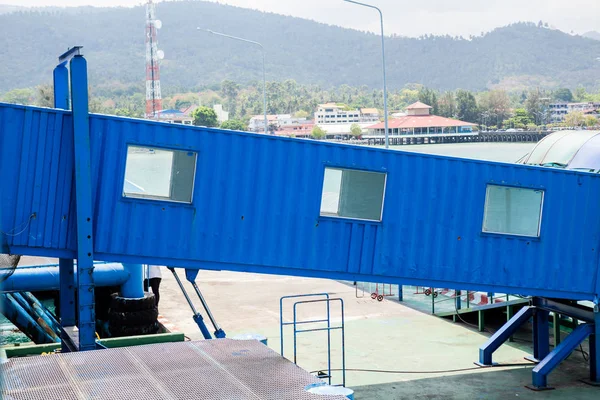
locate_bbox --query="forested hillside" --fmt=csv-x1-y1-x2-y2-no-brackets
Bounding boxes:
1,1,599,93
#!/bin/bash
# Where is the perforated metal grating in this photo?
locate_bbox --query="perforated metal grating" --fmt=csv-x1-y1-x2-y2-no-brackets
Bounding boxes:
1,339,348,400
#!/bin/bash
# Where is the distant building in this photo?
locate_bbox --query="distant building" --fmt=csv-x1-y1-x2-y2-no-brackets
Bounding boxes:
213,104,229,124
366,102,476,135
549,102,600,123
156,109,193,125
314,103,380,125
275,122,315,138
248,114,309,132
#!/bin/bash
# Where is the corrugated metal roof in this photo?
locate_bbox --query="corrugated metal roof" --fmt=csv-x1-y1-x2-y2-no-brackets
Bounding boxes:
368,115,477,129
2,102,600,301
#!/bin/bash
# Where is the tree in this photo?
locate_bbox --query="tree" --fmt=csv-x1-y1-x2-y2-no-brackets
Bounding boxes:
220,119,247,131
564,111,585,128
585,115,598,127
455,90,478,122
438,91,457,118
311,125,327,140
294,110,310,119
574,85,589,102
192,106,219,127
553,88,573,102
350,123,362,137
221,80,240,117
479,90,511,126
418,87,438,115
35,84,54,108
503,108,533,129
525,89,545,125
1,88,34,105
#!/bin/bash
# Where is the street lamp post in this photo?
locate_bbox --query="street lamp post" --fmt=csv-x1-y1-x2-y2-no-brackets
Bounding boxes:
198,28,268,134
343,0,389,148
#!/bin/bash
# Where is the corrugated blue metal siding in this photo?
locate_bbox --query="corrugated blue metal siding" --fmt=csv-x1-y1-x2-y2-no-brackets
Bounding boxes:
2,102,600,300
0,104,76,253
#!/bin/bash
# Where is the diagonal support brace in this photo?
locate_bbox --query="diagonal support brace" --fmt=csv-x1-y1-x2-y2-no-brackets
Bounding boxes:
477,306,534,366
529,323,594,390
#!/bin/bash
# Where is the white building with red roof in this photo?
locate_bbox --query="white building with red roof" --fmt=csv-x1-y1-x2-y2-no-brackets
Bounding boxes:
367,102,476,136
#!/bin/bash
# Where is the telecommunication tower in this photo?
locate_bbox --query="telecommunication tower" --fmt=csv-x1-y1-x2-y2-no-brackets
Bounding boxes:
145,0,164,118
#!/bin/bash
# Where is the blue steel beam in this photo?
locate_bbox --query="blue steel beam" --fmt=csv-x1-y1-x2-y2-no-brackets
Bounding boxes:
53,64,69,110
69,55,95,351
478,306,534,366
531,323,594,389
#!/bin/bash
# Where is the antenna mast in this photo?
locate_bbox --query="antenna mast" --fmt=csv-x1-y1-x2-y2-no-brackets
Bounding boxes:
145,0,163,118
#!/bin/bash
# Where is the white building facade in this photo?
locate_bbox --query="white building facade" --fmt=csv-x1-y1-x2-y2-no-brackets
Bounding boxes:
314,103,380,125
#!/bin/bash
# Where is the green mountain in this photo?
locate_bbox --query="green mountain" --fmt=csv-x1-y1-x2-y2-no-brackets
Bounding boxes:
583,31,600,41
1,1,600,93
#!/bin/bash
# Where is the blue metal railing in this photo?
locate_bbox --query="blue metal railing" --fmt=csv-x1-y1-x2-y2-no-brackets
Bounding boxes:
279,293,346,387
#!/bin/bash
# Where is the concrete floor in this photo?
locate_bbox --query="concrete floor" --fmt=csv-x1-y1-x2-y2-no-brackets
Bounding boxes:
158,269,598,399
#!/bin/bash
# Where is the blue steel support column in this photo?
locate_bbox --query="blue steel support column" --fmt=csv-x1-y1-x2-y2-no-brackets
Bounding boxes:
53,64,69,110
121,264,144,298
54,60,75,350
532,308,550,362
70,55,96,351
590,306,599,383
58,259,76,326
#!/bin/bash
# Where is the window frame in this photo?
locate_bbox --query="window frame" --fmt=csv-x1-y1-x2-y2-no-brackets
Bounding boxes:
121,144,198,205
318,165,387,223
481,183,545,239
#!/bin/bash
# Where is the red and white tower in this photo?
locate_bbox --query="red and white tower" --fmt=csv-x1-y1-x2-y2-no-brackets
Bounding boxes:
145,0,163,118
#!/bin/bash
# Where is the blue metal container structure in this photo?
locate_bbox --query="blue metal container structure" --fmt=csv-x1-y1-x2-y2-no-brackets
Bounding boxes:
2,103,600,301
0,52,599,388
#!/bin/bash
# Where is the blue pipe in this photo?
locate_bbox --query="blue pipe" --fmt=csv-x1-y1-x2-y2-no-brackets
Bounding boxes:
0,293,57,344
0,263,129,293
22,292,62,334
120,263,144,298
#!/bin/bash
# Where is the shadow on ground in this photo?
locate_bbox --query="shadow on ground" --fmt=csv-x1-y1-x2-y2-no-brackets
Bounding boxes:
352,359,598,400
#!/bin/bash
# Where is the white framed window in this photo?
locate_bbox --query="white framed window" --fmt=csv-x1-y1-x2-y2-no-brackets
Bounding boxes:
482,185,544,237
123,145,197,203
320,167,386,222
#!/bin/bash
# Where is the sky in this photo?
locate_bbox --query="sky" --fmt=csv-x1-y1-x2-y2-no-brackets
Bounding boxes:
1,0,598,37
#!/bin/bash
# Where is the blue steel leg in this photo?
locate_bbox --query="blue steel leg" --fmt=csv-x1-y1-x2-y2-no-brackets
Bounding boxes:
59,258,76,327
531,308,550,362
456,290,461,310
478,306,534,366
590,309,599,383
530,323,594,390
53,64,69,110
70,55,96,351
326,297,332,385
398,285,403,301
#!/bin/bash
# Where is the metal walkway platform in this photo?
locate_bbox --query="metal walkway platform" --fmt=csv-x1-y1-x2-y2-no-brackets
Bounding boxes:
1,339,346,400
